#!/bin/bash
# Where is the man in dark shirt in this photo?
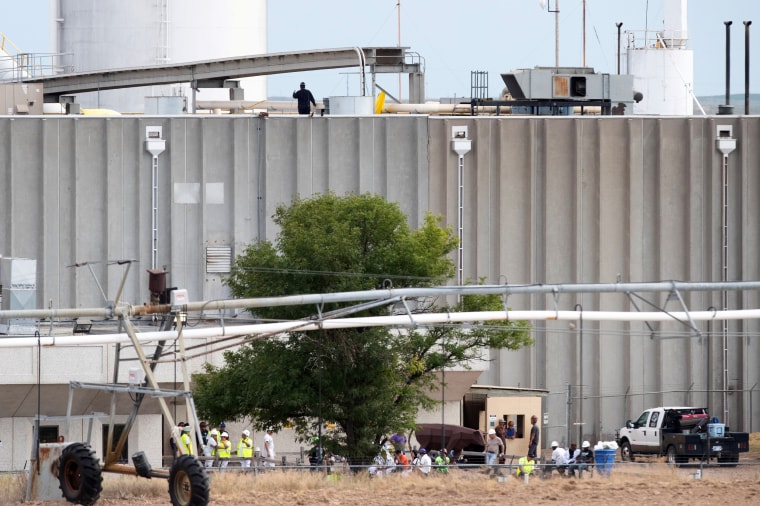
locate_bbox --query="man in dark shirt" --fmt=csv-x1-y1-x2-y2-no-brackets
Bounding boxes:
293,82,316,115
528,415,539,459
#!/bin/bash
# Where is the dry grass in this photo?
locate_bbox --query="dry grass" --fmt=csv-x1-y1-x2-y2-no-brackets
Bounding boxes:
749,431,760,453
12,439,760,505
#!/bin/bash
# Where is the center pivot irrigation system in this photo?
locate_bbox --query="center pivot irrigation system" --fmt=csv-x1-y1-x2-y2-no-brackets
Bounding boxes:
4,274,760,506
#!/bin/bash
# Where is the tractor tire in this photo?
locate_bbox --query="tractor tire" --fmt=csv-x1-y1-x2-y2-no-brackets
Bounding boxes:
169,455,210,506
620,440,635,462
58,443,103,505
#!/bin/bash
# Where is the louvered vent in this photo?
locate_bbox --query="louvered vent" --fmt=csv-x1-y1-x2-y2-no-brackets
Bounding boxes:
206,246,232,273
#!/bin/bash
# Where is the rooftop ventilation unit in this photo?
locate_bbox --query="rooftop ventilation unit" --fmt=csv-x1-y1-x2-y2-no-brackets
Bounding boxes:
499,67,635,114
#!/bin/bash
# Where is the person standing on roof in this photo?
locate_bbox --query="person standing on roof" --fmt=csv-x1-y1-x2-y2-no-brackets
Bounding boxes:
293,82,316,116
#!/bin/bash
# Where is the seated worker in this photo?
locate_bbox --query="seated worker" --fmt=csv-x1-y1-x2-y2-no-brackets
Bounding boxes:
549,441,569,477
569,441,594,478
515,451,536,481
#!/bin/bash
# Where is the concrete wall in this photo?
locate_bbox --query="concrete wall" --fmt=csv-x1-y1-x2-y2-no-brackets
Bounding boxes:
1,114,759,462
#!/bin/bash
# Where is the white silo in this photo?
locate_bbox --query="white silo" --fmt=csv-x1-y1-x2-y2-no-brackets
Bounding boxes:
52,0,267,112
626,0,694,115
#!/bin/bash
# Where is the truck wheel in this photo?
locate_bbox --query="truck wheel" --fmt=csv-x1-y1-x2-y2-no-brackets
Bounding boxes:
665,445,683,467
59,443,103,505
168,454,210,506
620,441,635,462
718,454,739,468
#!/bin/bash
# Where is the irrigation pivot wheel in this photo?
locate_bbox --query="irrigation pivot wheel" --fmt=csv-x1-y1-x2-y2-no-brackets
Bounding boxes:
58,443,103,505
168,455,210,506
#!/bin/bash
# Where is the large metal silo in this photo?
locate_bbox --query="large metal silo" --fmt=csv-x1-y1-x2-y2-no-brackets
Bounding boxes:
53,0,267,112
626,0,694,115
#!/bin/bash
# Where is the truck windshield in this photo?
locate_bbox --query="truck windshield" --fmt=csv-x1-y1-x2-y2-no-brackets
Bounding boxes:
635,411,649,426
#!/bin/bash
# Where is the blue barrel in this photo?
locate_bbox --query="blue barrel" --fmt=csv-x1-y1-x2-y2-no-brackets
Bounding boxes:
594,448,616,476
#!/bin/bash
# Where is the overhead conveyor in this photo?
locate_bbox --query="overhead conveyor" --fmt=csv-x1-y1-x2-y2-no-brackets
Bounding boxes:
20,46,421,104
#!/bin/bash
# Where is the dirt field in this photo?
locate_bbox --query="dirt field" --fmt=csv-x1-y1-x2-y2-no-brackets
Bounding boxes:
17,455,760,506
12,434,760,505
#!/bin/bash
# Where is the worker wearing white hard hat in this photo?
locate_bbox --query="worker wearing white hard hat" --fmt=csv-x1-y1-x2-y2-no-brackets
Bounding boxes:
550,441,570,477
484,427,504,474
217,431,232,468
206,429,219,468
570,440,594,478
238,430,253,468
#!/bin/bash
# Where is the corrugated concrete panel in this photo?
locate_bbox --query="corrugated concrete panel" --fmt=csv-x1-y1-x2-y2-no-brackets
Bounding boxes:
1,114,759,452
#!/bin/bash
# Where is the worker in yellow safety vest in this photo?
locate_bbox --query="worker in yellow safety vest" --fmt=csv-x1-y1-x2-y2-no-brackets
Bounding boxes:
238,429,254,468
217,431,232,468
515,451,535,482
180,425,193,455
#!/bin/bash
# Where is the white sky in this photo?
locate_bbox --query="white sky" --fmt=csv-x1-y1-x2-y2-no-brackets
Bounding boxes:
3,0,758,100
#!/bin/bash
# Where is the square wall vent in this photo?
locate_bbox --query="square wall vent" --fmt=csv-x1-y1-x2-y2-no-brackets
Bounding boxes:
206,246,232,274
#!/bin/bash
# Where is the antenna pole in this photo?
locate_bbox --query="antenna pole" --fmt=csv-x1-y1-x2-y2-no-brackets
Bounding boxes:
548,0,560,67
397,1,402,102
583,0,586,67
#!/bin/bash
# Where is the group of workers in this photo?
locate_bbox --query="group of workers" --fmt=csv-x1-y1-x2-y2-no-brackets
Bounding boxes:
514,440,594,481
171,421,276,469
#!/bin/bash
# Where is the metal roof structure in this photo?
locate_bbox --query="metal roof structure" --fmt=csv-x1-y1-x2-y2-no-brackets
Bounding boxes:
21,46,419,102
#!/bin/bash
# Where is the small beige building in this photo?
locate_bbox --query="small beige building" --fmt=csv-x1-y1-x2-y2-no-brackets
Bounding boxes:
468,385,546,458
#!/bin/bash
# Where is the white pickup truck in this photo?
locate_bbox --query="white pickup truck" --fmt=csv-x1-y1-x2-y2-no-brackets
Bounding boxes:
616,406,749,466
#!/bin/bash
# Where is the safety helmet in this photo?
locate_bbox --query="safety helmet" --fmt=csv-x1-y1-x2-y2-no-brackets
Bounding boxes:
221,431,229,438
242,429,250,437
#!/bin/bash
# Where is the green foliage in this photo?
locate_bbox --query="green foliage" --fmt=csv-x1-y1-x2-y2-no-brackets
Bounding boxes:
193,192,531,457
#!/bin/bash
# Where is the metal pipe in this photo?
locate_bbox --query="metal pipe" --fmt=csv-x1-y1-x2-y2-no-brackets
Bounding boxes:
556,2,560,67
616,23,623,74
745,21,752,115
582,0,587,67
575,303,583,445
725,21,732,106
352,47,367,96
457,152,464,287
4,308,760,349
7,280,760,322
151,154,159,270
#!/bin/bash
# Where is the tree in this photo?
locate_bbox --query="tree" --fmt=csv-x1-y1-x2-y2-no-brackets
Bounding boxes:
193,193,532,457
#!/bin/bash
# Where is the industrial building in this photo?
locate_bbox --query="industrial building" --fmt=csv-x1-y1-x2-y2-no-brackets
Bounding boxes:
0,0,758,477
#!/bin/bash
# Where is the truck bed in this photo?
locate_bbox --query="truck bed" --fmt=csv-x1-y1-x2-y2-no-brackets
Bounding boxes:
661,431,749,461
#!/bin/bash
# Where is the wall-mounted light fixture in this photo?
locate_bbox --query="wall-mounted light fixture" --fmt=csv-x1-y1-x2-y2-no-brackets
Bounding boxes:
145,127,166,270
451,126,472,289
716,125,736,158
